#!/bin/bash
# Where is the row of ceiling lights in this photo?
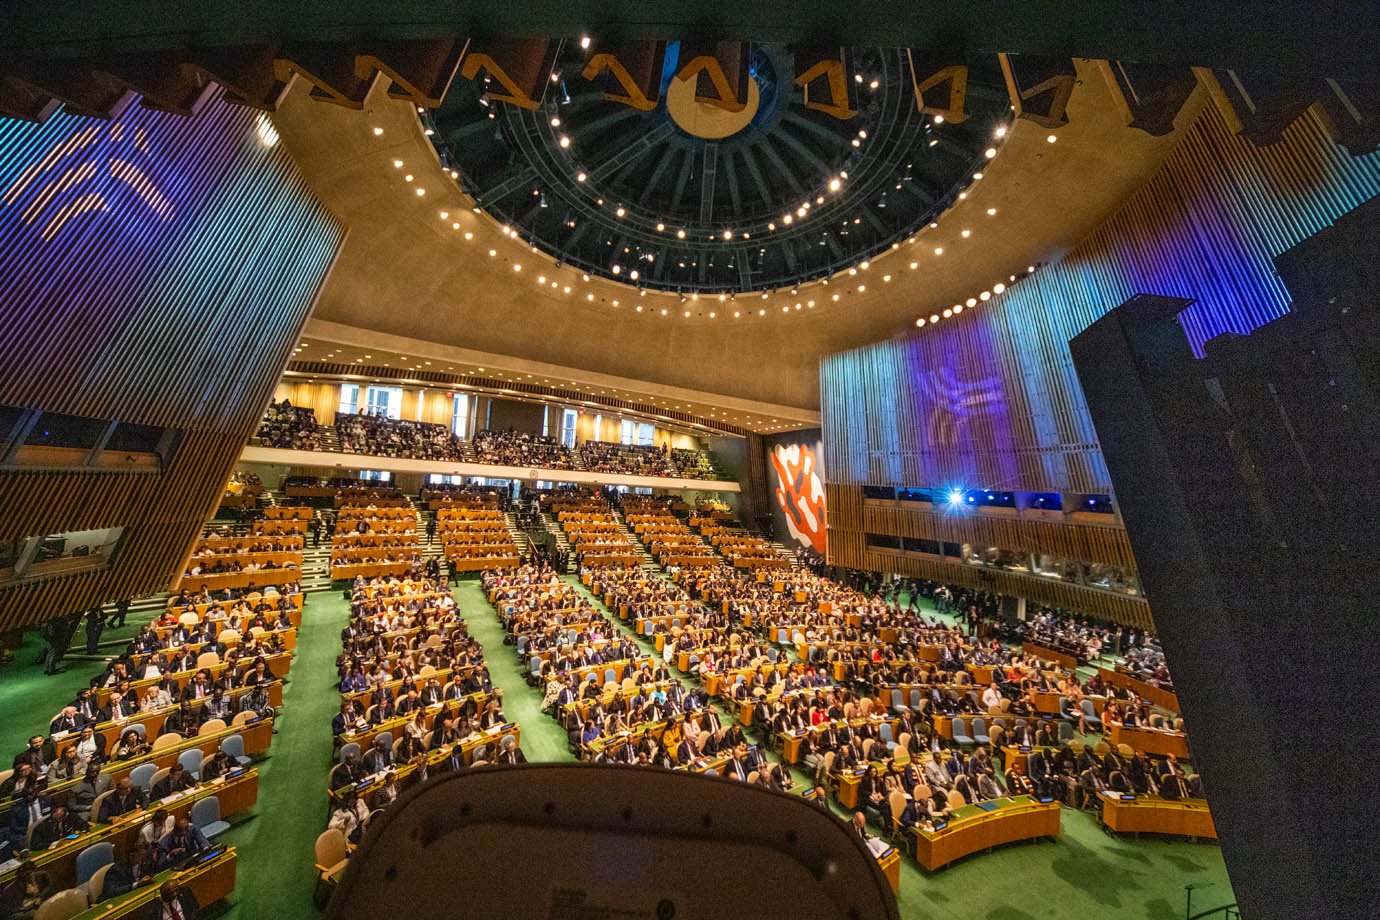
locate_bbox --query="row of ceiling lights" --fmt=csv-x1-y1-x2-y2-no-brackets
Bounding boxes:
375,100,1057,331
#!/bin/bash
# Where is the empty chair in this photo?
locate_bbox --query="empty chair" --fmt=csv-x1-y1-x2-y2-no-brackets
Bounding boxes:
888,789,909,848
129,762,157,793
971,718,990,745
375,732,393,751
946,789,967,810
74,841,114,887
314,828,349,905
860,738,876,762
232,710,258,728
893,733,912,766
766,647,779,662
34,888,88,920
220,733,251,767
198,718,227,736
196,651,220,669
1058,720,1076,743
951,717,974,746
603,668,616,685
515,636,529,656
890,690,907,714
1081,699,1103,729
177,748,203,778
191,794,230,838
151,732,183,752
879,722,896,753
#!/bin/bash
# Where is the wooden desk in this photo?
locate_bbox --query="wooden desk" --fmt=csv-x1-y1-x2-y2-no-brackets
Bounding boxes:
1,771,256,891
178,567,301,592
340,724,522,798
73,846,237,919
877,847,901,893
1022,642,1079,670
911,796,1060,870
1108,722,1189,758
1099,793,1216,839
1100,667,1180,712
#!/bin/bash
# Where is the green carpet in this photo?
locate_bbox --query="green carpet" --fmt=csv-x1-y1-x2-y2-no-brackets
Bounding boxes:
214,590,349,920
0,584,1237,919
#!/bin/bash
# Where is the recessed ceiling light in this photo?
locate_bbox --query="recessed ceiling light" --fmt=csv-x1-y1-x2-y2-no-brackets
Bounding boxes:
373,127,384,135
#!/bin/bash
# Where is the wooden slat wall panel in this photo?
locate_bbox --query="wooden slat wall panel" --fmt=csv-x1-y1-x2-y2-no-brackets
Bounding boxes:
860,504,1137,568
820,104,1379,622
821,105,1380,495
0,89,343,630
827,486,1152,628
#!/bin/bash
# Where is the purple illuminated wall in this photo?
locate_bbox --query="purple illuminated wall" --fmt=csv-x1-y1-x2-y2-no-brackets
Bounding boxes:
0,90,343,629
822,104,1380,495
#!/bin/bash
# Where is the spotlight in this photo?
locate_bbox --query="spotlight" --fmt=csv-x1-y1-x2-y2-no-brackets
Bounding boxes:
372,126,384,136
580,35,591,49
947,489,964,505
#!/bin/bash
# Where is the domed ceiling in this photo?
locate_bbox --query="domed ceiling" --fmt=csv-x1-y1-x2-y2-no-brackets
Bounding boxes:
428,44,1010,294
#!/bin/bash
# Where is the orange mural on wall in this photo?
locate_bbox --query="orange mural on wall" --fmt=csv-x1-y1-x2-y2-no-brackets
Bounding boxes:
770,442,827,554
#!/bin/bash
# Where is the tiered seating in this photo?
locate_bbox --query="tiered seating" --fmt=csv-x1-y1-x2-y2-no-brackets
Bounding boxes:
696,522,789,569
255,400,319,449
472,429,574,468
421,484,508,512
559,511,640,567
179,525,304,592
621,496,717,568
329,506,421,580
437,503,520,572
576,441,678,477
335,412,464,461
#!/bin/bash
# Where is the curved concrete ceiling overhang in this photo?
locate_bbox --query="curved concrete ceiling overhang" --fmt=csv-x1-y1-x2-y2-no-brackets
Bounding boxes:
274,60,1204,411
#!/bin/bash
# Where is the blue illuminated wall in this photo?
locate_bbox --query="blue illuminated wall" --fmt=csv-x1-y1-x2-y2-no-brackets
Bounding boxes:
0,90,344,629
822,104,1380,495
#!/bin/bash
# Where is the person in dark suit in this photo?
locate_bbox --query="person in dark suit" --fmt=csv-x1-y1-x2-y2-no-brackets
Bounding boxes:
28,802,87,851
155,814,209,869
99,777,147,823
49,707,85,736
147,879,199,920
7,791,50,850
151,763,197,799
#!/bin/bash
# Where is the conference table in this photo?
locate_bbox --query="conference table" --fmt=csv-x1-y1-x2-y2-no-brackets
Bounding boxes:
1021,641,1081,670
1100,667,1180,712
910,795,1061,870
1107,721,1190,758
1098,792,1217,839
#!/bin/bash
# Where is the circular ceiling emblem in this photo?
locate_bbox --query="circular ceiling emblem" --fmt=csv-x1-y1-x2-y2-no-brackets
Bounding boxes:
665,74,762,139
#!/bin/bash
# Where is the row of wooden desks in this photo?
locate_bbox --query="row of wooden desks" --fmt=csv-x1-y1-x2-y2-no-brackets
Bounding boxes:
1107,722,1190,758
0,770,258,891
73,846,238,920
54,683,283,757
1098,793,1216,838
4,719,273,815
